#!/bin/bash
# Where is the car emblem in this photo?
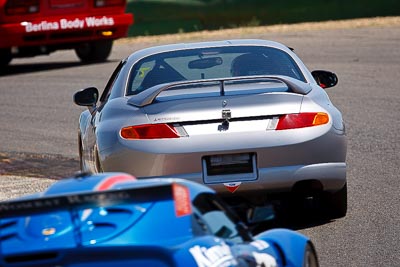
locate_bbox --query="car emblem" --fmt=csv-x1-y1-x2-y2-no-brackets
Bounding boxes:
222,109,231,120
222,100,227,107
224,182,241,193
42,227,56,236
219,109,231,131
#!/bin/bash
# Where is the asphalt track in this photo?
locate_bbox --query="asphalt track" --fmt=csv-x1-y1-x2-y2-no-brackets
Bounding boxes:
0,22,399,266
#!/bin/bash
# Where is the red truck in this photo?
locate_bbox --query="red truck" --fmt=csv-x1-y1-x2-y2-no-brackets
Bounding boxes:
0,0,133,66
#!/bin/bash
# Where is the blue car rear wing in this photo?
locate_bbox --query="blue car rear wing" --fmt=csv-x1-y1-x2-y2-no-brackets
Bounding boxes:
0,182,194,257
128,75,312,107
0,185,174,219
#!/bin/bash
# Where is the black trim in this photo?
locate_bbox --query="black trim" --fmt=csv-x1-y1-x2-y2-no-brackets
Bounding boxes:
0,185,172,219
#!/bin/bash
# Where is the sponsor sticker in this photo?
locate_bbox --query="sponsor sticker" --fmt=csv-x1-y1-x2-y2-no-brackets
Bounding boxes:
172,183,192,217
252,251,278,267
189,243,237,267
250,240,270,250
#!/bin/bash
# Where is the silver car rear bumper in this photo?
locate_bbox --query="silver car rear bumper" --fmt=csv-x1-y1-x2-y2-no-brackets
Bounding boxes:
99,125,346,195
168,162,347,195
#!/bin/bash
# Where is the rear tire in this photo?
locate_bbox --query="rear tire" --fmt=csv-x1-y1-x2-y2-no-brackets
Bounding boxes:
303,242,319,267
326,183,347,219
75,40,113,63
94,146,104,173
0,48,12,67
276,183,347,221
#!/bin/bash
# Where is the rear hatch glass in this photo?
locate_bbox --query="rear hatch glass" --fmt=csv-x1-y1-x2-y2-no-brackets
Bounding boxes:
127,45,306,96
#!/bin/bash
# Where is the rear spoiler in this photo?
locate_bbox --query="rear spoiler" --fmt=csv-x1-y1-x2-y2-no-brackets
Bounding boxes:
128,75,312,107
0,184,173,219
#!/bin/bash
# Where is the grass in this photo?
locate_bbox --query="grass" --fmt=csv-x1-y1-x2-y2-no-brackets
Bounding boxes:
126,0,400,36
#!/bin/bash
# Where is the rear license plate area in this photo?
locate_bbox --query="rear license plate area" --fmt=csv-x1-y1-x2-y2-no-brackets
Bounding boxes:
202,153,257,184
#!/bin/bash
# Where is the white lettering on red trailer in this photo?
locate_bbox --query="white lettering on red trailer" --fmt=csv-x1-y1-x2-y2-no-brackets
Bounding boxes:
60,18,84,30
22,16,115,33
86,16,114,27
24,21,59,32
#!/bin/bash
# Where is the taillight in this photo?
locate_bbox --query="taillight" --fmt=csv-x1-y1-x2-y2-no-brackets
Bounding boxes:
276,112,329,130
121,124,182,139
5,0,39,15
94,0,125,7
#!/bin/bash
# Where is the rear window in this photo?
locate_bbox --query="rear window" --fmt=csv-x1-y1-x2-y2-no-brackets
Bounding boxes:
127,46,305,96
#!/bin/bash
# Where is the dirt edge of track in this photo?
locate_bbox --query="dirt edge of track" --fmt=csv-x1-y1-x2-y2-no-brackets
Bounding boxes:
0,152,79,179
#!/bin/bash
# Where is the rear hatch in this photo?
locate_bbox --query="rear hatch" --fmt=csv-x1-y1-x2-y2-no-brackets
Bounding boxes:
122,81,307,156
143,90,304,134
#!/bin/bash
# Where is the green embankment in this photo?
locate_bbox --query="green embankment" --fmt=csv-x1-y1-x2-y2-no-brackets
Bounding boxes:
126,0,400,36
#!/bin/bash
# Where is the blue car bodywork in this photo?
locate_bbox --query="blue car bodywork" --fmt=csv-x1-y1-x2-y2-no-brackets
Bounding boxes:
0,173,318,267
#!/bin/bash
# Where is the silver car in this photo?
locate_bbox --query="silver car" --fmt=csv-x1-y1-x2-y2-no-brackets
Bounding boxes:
74,39,347,220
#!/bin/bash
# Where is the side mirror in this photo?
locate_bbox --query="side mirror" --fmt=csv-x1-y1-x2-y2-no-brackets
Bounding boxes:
73,87,99,107
311,70,338,89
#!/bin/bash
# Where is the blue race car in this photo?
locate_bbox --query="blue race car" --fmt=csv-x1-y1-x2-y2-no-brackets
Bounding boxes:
0,172,319,267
